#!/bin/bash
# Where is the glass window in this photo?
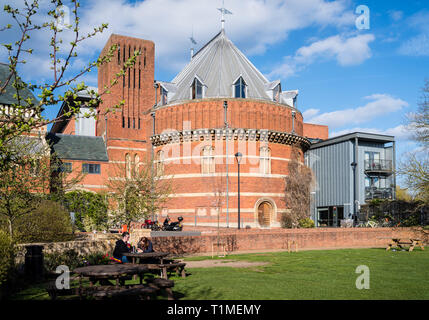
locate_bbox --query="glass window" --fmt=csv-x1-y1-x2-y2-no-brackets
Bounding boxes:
234,77,246,98
273,84,281,102
161,86,168,105
192,78,203,99
82,163,100,174
156,150,164,176
259,146,271,174
201,146,215,174
125,154,131,179
60,162,72,173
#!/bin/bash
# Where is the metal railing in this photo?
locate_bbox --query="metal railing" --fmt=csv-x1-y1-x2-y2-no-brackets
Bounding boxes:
365,187,393,200
364,159,393,172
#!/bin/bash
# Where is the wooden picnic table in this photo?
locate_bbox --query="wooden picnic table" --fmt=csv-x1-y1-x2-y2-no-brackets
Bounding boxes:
123,252,170,264
123,252,186,279
382,238,425,252
74,264,149,290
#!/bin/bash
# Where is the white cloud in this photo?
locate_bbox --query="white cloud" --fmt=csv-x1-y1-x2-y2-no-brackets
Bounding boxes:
302,108,320,119
388,10,403,22
269,33,375,78
398,10,429,56
304,94,409,129
330,124,412,141
1,0,356,81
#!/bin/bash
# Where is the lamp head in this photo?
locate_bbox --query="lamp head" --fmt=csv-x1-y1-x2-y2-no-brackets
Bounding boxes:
235,152,243,164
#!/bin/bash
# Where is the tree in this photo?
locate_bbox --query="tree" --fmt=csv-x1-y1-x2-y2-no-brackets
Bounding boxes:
0,0,140,170
399,80,429,205
107,158,172,232
282,145,315,228
61,190,108,232
0,137,83,238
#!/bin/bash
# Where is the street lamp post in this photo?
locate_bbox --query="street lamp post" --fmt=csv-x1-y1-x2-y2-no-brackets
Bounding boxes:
235,152,242,230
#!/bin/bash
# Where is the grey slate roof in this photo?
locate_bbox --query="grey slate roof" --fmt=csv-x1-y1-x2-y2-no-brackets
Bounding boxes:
167,30,278,104
46,133,108,162
0,63,38,105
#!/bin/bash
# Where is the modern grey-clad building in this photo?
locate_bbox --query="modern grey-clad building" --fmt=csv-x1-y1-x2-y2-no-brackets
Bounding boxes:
305,132,396,227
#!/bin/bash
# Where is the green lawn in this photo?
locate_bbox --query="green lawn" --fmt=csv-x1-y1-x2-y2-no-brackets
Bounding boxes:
11,248,429,300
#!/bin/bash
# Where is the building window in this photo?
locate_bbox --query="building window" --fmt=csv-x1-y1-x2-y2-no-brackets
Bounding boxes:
201,146,215,174
134,154,140,175
117,44,121,65
234,77,246,98
191,78,203,99
259,146,271,174
161,86,168,105
59,162,72,173
273,83,281,102
82,163,100,174
156,150,164,176
125,153,131,179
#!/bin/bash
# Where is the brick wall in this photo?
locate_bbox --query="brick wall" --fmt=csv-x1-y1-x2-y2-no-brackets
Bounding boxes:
17,228,422,262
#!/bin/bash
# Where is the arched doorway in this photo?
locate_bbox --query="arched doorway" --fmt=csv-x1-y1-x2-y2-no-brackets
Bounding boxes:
258,202,272,227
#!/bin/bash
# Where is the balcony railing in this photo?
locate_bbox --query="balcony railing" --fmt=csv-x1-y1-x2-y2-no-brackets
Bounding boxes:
364,159,393,172
365,187,393,201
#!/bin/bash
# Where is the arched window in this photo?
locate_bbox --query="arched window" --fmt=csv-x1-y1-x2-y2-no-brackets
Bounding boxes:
125,153,131,179
201,146,215,174
134,154,139,175
191,77,203,99
259,146,271,174
156,150,164,176
234,76,246,98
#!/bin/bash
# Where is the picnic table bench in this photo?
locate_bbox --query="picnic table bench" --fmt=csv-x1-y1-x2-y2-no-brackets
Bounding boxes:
123,252,187,279
380,238,425,252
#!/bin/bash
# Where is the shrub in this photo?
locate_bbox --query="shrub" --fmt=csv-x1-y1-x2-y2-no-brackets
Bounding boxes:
298,218,315,228
83,252,110,266
0,231,14,295
61,191,108,232
44,249,85,272
15,200,73,243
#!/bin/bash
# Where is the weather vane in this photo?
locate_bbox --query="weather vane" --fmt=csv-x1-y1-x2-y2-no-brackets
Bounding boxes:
217,0,233,31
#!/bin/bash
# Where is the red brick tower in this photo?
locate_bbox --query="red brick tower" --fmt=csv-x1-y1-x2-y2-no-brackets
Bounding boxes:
97,34,155,179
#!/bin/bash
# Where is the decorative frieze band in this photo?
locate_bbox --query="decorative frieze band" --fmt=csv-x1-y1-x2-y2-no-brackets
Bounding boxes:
150,128,310,149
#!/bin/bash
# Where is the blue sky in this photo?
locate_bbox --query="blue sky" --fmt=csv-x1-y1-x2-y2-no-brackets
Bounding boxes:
1,0,428,187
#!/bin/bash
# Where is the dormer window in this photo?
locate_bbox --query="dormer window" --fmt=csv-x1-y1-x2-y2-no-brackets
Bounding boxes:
234,76,246,98
273,83,281,102
191,77,203,99
161,86,168,105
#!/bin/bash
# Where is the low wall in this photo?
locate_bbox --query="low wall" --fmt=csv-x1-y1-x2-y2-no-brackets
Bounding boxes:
16,228,425,262
151,227,422,255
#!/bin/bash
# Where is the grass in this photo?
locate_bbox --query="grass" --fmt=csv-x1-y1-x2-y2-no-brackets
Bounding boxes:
10,248,429,300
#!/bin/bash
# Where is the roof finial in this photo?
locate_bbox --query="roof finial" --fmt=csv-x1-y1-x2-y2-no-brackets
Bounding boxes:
189,26,197,60
217,0,232,31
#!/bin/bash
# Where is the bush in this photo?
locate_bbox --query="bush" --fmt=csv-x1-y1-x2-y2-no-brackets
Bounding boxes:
14,200,73,243
61,191,108,232
44,249,85,272
0,231,14,295
44,250,110,273
298,218,315,228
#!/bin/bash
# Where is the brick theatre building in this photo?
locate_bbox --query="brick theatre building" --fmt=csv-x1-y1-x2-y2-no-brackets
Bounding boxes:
49,27,328,229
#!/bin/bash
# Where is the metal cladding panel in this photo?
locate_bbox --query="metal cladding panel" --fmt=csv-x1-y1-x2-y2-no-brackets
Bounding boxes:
307,140,352,210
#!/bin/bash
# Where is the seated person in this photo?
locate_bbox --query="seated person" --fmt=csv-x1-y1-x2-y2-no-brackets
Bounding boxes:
137,237,154,253
113,232,131,263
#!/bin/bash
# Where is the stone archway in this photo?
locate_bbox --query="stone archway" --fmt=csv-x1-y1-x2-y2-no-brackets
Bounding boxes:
257,201,272,227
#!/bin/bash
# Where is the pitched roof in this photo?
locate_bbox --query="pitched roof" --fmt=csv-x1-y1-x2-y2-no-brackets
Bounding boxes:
168,30,278,104
0,63,38,105
46,133,108,162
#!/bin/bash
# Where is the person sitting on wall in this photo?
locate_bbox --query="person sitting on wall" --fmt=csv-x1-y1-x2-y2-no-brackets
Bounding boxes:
113,232,131,263
137,237,154,253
